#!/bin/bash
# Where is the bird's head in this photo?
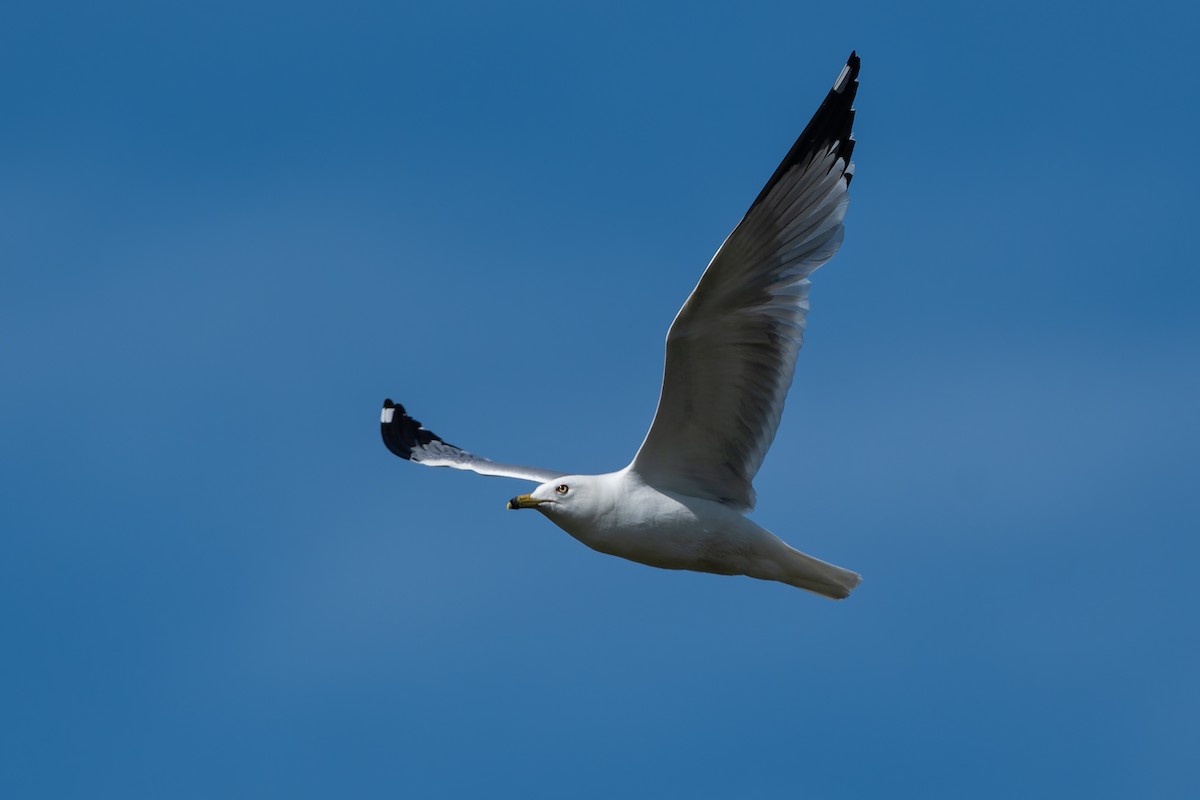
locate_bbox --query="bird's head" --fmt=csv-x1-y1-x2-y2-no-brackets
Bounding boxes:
507,476,590,516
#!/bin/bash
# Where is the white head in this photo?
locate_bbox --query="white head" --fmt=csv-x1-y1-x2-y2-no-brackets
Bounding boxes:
507,475,591,517
506,474,619,525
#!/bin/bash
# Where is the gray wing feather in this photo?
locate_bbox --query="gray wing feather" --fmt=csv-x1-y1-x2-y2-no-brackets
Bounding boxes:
629,55,859,510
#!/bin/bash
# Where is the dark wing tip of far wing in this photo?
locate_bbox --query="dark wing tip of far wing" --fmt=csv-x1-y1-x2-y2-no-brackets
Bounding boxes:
748,51,860,212
380,398,449,461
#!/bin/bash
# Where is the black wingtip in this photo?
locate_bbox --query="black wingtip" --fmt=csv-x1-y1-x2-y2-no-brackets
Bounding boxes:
747,53,860,213
842,52,860,92
380,399,445,461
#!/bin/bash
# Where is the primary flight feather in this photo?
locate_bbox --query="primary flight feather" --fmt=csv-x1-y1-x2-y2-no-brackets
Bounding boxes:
382,53,862,598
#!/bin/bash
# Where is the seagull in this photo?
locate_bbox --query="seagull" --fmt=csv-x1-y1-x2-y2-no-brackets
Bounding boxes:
382,53,862,598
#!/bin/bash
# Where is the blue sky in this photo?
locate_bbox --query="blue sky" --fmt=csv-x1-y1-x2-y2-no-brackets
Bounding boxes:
2,1,1198,797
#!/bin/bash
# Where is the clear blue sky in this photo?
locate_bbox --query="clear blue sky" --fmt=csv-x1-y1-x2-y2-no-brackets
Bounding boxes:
3,1,1198,797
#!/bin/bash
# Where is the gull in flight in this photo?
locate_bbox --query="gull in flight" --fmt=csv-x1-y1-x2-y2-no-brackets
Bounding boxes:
382,53,862,598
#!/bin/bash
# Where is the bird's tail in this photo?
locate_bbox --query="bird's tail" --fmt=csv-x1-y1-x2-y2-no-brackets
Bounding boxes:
780,547,862,600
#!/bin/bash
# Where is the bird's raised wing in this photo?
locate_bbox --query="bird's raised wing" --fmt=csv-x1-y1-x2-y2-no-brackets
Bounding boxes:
381,399,566,483
629,53,859,511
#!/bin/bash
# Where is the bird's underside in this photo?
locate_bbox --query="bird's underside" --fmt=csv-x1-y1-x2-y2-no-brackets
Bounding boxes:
379,53,863,598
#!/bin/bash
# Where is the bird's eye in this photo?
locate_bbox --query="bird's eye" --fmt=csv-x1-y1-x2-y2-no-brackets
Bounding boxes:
555,484,569,495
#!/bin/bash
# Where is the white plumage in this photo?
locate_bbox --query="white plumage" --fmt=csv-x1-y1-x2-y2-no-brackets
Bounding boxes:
381,53,862,598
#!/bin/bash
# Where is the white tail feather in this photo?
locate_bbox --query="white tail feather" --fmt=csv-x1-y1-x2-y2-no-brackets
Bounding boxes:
779,547,862,599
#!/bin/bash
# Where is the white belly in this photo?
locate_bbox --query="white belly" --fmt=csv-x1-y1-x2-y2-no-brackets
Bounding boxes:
549,481,775,576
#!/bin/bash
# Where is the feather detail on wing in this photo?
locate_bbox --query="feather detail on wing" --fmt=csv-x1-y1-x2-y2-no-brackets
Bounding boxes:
381,399,566,484
629,52,859,510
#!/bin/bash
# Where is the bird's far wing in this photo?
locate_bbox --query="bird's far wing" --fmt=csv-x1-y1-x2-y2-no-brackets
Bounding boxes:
380,399,566,484
629,52,859,511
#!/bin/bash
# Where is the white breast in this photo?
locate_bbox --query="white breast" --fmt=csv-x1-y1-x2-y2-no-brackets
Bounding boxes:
548,470,758,572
